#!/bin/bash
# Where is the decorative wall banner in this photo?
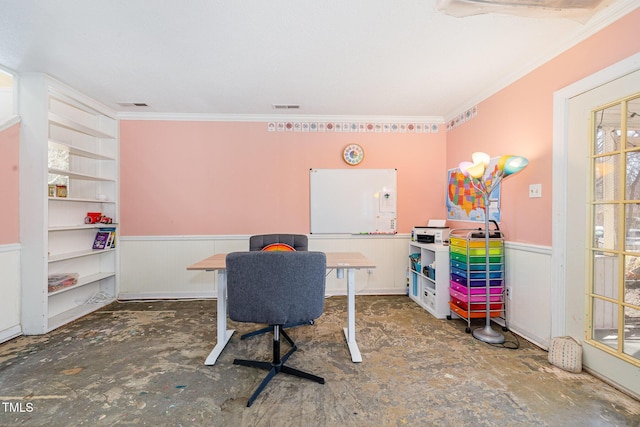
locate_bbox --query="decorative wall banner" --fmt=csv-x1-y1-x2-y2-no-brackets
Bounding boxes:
446,105,478,131
268,121,440,133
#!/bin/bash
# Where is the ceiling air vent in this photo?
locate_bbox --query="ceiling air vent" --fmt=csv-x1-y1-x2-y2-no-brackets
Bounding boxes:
117,102,149,107
272,104,300,110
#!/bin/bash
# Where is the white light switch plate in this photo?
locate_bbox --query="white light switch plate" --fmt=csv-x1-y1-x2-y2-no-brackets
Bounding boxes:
529,184,542,198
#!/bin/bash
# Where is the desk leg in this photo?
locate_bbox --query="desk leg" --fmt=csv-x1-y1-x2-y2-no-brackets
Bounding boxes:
204,269,234,365
341,267,362,363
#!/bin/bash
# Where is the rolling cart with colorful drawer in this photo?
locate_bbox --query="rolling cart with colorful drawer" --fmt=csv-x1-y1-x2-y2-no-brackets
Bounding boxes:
447,228,506,333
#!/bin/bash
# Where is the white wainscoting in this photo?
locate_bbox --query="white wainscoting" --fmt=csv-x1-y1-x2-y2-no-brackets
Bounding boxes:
504,242,553,349
0,244,22,343
118,235,552,348
118,234,411,300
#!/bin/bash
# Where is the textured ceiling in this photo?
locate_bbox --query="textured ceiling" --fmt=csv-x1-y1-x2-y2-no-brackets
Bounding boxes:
0,0,637,120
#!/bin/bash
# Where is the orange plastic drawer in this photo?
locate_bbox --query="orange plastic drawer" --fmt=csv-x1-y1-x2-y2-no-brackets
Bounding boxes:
449,301,501,319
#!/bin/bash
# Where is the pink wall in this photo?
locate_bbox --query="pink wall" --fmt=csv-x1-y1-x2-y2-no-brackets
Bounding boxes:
120,121,446,236
121,9,640,241
0,123,20,244
446,8,640,246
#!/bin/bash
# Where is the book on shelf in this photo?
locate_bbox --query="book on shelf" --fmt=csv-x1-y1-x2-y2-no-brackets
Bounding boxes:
103,227,117,249
93,227,116,250
106,232,115,248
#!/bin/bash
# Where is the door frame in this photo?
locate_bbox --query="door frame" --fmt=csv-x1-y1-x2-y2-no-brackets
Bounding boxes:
552,52,640,338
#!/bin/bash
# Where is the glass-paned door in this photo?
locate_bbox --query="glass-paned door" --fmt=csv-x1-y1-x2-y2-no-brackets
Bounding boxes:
590,93,640,365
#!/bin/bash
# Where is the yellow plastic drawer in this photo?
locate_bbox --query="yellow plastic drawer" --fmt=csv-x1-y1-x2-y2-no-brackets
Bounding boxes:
450,237,502,248
450,245,503,256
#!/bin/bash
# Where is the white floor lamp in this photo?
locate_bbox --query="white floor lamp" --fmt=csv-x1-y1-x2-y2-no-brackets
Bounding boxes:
459,153,528,344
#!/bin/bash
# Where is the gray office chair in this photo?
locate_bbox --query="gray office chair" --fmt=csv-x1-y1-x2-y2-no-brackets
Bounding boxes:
226,251,327,407
249,234,308,252
240,234,312,340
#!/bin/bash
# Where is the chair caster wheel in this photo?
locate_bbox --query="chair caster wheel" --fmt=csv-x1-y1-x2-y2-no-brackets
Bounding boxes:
465,327,471,333
446,315,452,320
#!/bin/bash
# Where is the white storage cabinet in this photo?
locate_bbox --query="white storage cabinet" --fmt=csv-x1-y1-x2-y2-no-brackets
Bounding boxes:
408,242,450,319
19,73,119,334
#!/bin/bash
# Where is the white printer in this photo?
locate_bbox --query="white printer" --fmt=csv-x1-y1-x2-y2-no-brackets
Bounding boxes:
412,219,449,244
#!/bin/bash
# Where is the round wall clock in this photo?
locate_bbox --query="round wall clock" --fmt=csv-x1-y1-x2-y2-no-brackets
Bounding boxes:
343,144,364,165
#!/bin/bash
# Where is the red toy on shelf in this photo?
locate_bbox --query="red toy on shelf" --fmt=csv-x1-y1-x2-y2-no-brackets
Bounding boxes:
85,212,113,224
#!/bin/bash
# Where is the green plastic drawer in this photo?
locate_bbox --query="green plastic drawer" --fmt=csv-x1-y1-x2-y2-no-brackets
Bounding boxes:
450,260,503,271
449,252,503,264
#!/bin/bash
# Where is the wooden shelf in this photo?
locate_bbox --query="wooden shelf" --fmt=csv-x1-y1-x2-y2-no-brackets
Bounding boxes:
49,139,115,161
48,224,116,232
48,112,115,139
49,196,116,203
48,272,115,296
49,224,98,231
49,89,116,121
20,73,119,335
48,247,115,262
408,242,451,319
48,167,115,182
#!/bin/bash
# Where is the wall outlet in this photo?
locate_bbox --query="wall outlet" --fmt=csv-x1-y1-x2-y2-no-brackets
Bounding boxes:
529,184,542,198
506,287,512,300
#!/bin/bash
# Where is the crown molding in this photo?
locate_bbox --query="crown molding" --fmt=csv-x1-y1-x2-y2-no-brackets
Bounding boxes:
117,111,445,123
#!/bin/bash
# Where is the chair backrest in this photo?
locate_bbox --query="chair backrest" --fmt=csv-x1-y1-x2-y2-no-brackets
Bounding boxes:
249,234,308,251
226,251,326,325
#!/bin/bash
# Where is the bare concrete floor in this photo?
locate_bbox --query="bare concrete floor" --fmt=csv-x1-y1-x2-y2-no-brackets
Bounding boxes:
0,295,639,426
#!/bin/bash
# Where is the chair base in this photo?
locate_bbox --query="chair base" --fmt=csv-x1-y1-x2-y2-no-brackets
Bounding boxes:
233,327,324,407
240,320,314,340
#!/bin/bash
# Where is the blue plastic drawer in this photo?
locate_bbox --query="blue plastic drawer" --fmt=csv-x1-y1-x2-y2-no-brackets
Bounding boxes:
451,273,503,287
451,266,503,280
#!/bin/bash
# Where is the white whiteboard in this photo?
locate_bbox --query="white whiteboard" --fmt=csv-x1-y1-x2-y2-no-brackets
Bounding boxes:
310,169,397,234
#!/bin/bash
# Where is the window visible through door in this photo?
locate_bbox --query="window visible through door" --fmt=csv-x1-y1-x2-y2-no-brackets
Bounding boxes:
590,93,640,365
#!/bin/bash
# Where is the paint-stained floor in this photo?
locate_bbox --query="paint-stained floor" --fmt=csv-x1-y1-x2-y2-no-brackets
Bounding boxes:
0,296,639,426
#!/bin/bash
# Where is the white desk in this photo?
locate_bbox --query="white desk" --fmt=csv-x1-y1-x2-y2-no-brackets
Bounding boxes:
187,251,375,365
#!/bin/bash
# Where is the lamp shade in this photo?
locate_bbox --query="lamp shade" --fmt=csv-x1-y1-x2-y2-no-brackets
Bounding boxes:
497,155,512,173
459,161,473,177
466,161,486,179
503,156,528,176
472,152,490,168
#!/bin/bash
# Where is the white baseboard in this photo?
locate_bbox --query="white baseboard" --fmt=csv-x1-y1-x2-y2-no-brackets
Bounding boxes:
506,323,549,350
118,290,406,301
117,291,216,301
326,289,407,297
0,325,22,344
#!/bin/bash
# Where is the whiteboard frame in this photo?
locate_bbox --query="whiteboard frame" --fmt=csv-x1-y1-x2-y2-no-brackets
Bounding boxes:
309,168,397,234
